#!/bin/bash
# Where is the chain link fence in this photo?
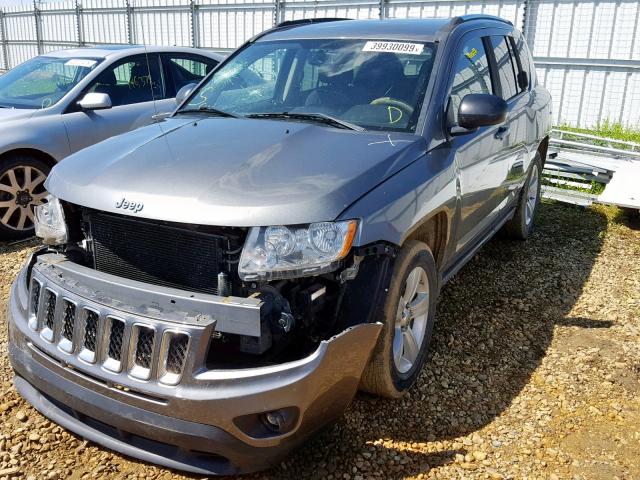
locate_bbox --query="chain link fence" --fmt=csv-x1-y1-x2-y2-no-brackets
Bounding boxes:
0,0,639,128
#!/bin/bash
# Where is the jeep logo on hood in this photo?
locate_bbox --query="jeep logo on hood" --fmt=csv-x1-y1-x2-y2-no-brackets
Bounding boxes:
115,197,144,213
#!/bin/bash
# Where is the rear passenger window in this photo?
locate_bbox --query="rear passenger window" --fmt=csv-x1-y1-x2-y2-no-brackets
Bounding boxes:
449,37,493,122
490,36,519,100
165,55,217,96
510,36,534,90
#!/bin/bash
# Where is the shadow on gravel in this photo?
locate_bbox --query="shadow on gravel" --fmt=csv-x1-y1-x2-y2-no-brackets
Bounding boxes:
262,201,609,478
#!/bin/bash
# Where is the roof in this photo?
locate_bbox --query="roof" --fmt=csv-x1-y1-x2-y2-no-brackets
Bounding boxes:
43,45,224,61
259,16,513,42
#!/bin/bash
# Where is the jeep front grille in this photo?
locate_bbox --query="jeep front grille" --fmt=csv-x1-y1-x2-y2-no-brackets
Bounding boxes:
85,211,241,295
61,300,76,341
134,326,155,369
44,290,56,332
166,334,189,375
107,318,125,361
27,281,191,385
83,309,98,352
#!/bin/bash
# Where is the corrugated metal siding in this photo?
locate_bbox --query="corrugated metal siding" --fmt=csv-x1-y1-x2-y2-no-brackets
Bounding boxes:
0,0,639,128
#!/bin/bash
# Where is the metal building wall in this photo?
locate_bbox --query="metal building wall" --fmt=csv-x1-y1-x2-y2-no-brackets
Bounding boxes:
0,0,638,128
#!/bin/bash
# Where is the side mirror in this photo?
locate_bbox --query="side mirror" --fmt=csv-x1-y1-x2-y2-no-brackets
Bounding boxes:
176,83,197,106
457,93,508,131
78,92,112,110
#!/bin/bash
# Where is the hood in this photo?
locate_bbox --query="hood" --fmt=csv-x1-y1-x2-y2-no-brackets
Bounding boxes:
47,116,426,226
0,107,35,122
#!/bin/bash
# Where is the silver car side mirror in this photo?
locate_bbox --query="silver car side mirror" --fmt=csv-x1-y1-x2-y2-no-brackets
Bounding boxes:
78,92,112,110
176,83,197,106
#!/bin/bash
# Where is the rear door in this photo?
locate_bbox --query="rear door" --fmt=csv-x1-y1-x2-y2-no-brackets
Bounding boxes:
62,53,164,153
446,33,512,255
487,34,530,206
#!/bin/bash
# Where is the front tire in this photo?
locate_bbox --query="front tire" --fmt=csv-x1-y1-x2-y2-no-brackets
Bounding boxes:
0,155,50,240
360,240,438,398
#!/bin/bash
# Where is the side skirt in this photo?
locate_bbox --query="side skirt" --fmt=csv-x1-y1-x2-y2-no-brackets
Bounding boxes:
441,206,516,285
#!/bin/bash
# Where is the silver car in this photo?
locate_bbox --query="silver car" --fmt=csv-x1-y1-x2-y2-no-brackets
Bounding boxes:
0,45,222,239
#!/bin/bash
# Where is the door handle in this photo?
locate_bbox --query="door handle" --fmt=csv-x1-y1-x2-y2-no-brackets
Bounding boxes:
494,125,509,140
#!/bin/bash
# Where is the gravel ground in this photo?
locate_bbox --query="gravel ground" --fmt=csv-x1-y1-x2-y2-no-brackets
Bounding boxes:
0,201,638,480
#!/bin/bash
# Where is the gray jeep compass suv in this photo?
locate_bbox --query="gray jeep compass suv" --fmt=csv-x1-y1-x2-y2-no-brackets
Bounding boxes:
8,16,552,475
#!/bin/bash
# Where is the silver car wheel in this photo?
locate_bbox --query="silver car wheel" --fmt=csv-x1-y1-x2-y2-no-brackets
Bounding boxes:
524,164,539,227
0,165,48,231
393,266,430,374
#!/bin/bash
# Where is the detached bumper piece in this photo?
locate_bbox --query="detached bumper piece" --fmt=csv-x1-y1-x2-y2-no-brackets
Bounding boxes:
8,254,382,475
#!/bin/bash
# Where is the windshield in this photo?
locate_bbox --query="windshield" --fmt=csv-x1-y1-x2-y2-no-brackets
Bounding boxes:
0,56,101,109
182,39,437,132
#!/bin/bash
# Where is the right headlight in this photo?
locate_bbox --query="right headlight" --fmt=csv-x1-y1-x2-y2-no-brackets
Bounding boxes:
34,194,68,245
238,220,358,281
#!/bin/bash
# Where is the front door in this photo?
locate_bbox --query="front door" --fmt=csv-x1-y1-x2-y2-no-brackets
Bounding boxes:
63,53,166,153
446,34,512,256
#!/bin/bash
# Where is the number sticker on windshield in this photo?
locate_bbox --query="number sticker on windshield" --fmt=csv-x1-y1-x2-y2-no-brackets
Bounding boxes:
363,41,424,55
65,59,97,68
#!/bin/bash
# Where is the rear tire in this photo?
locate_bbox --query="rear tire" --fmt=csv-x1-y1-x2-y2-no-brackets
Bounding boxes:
0,155,50,240
503,153,542,240
359,240,438,398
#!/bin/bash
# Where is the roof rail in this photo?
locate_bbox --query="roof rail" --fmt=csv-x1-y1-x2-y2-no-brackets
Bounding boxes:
247,17,351,44
276,18,352,28
451,14,513,26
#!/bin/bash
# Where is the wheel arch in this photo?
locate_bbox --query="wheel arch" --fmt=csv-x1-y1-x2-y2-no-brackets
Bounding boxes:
0,148,58,171
537,135,549,167
402,210,450,272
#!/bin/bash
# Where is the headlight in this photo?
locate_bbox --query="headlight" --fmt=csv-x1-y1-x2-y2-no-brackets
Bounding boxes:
239,220,357,281
34,195,68,245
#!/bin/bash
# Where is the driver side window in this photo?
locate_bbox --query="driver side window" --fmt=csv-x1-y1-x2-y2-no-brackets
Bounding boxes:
86,55,164,107
449,37,494,123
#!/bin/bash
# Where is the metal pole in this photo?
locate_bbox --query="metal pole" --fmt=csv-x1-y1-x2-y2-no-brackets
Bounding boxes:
273,0,282,26
75,0,84,47
33,0,43,55
126,0,134,44
190,0,198,48
0,9,9,71
521,0,530,39
379,0,387,19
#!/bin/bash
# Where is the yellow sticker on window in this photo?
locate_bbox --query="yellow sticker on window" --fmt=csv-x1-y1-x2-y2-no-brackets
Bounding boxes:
464,48,478,59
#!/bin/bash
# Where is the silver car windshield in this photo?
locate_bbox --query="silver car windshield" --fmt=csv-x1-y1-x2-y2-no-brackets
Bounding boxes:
0,56,101,109
183,39,437,132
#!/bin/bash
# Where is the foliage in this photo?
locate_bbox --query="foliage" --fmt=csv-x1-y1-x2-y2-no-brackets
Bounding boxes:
557,121,640,147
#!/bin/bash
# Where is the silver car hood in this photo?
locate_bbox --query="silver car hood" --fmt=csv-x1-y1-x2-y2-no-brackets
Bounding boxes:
47,116,426,226
0,107,35,122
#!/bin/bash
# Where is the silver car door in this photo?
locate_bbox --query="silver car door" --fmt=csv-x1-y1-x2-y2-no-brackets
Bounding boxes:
62,53,164,153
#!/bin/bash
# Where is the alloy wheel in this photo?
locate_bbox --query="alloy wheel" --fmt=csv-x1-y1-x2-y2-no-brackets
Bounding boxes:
393,266,430,374
0,165,48,231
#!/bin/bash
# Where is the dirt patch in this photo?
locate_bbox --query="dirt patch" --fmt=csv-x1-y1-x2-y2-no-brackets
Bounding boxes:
0,201,638,480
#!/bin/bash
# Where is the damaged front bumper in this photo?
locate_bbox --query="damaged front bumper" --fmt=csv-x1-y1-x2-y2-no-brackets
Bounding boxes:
7,253,382,475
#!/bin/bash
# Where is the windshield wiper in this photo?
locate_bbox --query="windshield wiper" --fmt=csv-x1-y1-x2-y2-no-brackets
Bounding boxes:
176,105,238,118
246,112,363,131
